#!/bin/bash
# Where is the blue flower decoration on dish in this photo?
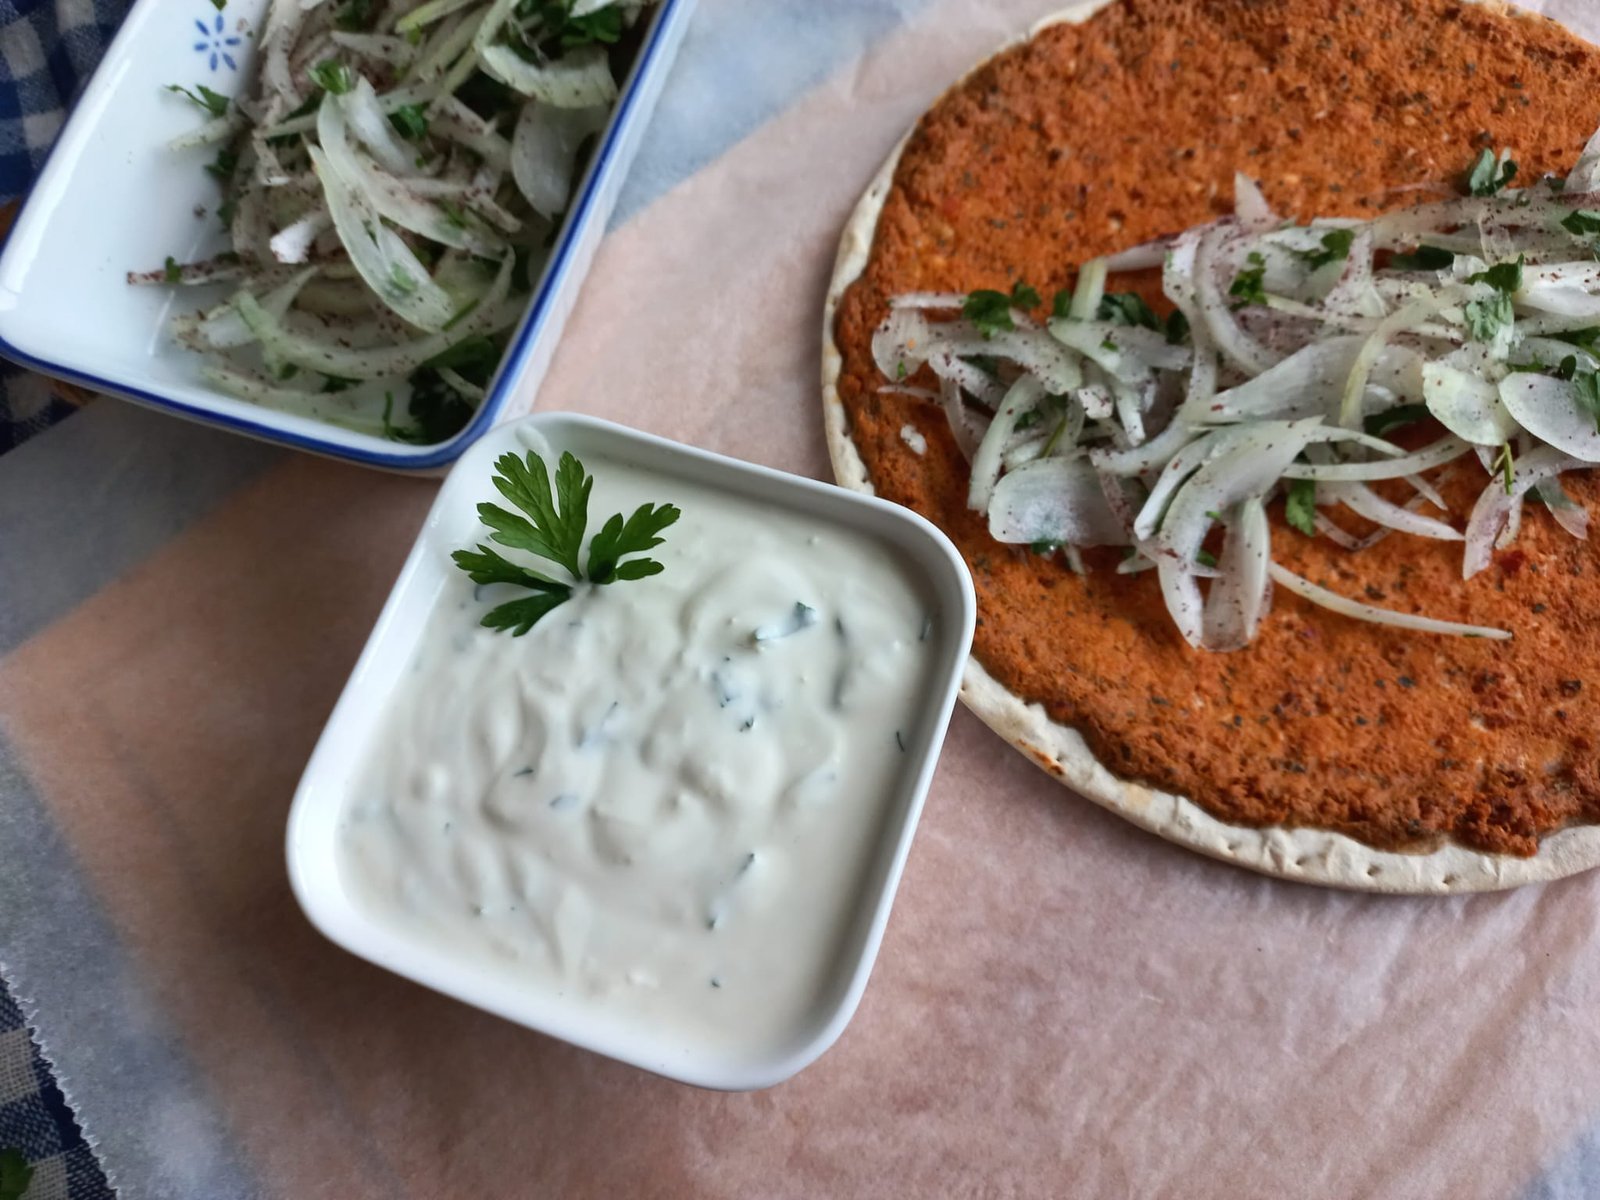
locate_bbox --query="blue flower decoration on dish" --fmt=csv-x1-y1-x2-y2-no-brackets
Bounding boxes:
194,13,242,72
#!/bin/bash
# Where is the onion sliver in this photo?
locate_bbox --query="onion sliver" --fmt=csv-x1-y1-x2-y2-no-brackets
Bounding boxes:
231,254,516,380
1424,360,1518,445
1090,414,1199,476
1280,436,1470,482
1201,497,1272,651
511,100,610,218
1323,482,1461,541
480,44,618,107
987,457,1130,547
969,376,1045,512
1496,372,1600,461
1269,562,1511,639
1463,444,1585,578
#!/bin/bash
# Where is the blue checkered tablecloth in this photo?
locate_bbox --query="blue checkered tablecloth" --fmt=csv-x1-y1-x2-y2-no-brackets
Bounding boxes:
0,0,129,456
0,978,111,1199
0,5,128,1193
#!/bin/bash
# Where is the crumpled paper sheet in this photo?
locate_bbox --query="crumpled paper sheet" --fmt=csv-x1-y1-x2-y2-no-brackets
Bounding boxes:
4,0,1600,1196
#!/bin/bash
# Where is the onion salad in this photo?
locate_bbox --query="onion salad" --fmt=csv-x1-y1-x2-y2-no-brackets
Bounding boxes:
138,0,654,443
871,129,1600,650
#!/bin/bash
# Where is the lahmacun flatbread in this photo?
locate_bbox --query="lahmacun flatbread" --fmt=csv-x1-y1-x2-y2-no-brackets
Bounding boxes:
822,0,1600,891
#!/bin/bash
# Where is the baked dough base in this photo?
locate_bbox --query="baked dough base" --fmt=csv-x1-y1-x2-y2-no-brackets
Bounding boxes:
818,0,1600,892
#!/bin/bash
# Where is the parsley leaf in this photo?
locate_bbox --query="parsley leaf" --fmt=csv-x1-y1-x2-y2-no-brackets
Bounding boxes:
163,256,182,284
1164,309,1190,345
309,60,356,96
481,449,591,577
452,450,682,636
1363,402,1432,438
1553,327,1600,354
0,1148,31,1200
1196,549,1219,568
166,83,230,119
1097,292,1161,330
1229,252,1267,307
1389,245,1455,272
1574,369,1600,433
519,0,626,49
206,146,238,183
962,281,1039,338
1562,209,1600,237
1464,292,1514,342
1466,147,1518,196
1493,442,1515,495
1468,254,1524,293
1285,478,1318,536
1293,228,1355,271
390,104,429,140
335,0,376,30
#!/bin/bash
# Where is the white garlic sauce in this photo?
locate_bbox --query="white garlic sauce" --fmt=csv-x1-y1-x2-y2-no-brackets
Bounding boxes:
338,452,938,1059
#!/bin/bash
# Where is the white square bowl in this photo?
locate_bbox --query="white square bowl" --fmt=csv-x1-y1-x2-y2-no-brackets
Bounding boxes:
0,0,695,470
285,413,977,1089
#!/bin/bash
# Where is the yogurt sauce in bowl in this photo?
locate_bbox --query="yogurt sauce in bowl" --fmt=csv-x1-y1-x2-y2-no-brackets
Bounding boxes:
289,414,975,1088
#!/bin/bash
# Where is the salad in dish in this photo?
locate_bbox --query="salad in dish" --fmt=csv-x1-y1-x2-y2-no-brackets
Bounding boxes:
135,0,654,443
872,130,1600,651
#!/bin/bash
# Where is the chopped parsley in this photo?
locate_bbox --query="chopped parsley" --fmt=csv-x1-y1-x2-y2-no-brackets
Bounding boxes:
1467,254,1524,294
1364,402,1432,438
1493,442,1515,495
335,0,377,30
1553,327,1600,355
1030,540,1061,556
1228,251,1267,307
1464,292,1514,342
0,1149,30,1200
518,0,627,50
390,103,430,140
163,256,182,284
1284,478,1318,537
309,60,356,96
1389,245,1455,272
1561,209,1600,237
205,146,238,184
1293,228,1355,271
1466,146,1518,196
1097,292,1160,330
1164,309,1190,345
963,281,1040,338
1574,369,1600,433
452,450,681,635
1196,549,1219,568
165,83,230,119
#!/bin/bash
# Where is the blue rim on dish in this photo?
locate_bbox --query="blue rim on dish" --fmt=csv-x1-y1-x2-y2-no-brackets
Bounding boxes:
0,0,693,471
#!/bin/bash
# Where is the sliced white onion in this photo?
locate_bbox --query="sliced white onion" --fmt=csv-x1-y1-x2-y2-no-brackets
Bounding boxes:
936,374,986,461
1322,481,1461,540
1269,562,1511,639
969,376,1045,512
1103,239,1172,272
1195,222,1282,376
871,308,931,381
1463,444,1584,578
511,101,610,218
1234,173,1278,235
1497,372,1600,461
1280,436,1470,481
341,76,418,176
1202,497,1272,651
987,457,1130,547
1423,360,1518,445
231,253,515,379
927,349,1007,409
1089,417,1198,476
889,292,967,310
480,44,618,107
1047,319,1191,376
1535,475,1590,540
1065,258,1108,321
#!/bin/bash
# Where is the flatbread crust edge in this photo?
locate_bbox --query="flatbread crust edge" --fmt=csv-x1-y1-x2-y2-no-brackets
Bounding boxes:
819,0,1600,893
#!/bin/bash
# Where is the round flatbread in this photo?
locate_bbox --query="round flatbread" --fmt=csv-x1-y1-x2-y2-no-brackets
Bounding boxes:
822,0,1600,892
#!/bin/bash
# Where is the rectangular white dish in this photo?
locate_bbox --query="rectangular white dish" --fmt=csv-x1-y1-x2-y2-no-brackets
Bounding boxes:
286,413,976,1089
0,0,696,470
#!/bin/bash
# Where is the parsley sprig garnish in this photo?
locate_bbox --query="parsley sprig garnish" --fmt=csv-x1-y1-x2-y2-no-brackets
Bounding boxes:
452,450,681,636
